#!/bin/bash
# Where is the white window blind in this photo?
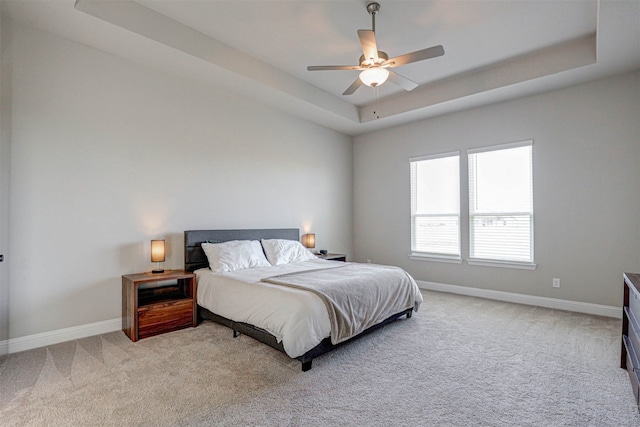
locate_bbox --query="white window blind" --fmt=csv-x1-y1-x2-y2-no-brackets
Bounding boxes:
468,141,533,263
410,152,460,258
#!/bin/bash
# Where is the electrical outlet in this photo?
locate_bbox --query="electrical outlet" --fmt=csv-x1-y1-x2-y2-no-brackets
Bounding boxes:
552,278,560,288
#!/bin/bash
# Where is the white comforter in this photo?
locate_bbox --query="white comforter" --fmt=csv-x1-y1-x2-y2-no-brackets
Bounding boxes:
195,259,423,358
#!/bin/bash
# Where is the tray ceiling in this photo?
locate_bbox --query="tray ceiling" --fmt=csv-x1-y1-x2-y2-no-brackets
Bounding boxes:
3,0,640,135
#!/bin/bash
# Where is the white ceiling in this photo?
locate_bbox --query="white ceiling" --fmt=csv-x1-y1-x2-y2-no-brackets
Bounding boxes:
3,0,640,135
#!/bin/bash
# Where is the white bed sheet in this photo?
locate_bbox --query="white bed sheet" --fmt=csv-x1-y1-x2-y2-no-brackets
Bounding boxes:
196,258,340,358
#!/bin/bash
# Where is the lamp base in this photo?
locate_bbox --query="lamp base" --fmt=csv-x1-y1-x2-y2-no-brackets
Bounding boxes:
152,269,165,274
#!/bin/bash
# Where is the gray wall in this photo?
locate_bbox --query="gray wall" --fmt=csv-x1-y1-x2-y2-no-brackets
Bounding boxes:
4,22,353,339
4,16,639,344
0,13,10,349
354,71,640,307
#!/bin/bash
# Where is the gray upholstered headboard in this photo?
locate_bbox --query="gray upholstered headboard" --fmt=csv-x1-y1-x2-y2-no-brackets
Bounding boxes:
183,228,300,272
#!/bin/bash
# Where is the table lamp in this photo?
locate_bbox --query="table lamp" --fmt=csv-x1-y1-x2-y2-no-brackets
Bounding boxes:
303,233,316,251
151,239,165,273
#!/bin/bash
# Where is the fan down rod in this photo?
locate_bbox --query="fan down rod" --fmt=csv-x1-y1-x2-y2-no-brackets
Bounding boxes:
367,2,380,33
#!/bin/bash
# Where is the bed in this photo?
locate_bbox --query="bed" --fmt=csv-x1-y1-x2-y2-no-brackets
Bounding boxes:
184,228,422,371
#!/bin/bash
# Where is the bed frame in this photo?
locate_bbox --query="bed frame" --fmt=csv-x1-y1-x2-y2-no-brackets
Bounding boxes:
184,228,413,371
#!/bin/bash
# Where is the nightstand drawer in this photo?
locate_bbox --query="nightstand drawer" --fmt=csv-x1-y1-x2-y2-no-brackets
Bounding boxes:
627,307,640,359
630,286,640,323
138,299,193,339
623,335,640,405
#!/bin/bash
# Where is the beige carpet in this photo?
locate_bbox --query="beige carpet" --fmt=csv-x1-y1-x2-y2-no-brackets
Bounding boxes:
1,290,639,426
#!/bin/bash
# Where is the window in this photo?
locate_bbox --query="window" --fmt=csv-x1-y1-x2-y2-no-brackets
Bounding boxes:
410,152,460,259
468,141,533,265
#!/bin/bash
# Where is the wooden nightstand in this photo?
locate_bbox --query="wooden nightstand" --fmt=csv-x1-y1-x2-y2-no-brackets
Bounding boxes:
122,270,197,342
317,253,347,262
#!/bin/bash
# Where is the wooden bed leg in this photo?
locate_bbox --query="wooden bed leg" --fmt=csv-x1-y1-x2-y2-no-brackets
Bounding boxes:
407,310,412,319
301,360,312,372
233,330,240,338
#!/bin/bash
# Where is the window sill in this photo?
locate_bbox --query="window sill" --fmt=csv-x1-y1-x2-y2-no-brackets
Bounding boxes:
467,259,537,270
409,253,463,264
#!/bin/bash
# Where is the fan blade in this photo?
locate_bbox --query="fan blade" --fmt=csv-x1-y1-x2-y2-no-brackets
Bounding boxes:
307,65,362,71
388,70,419,91
357,29,379,63
342,78,363,96
386,45,445,67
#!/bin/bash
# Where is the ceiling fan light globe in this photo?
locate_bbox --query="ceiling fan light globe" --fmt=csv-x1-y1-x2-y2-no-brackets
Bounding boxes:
359,67,389,87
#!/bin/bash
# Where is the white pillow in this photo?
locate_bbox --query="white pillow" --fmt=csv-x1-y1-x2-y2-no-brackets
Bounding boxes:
201,240,271,272
261,239,317,266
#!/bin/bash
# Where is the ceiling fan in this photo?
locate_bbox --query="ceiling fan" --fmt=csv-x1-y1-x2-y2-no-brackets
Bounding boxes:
307,2,445,96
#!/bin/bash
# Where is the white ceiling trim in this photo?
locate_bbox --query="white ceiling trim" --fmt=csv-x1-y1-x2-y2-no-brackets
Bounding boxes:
360,33,597,123
0,0,627,136
73,0,361,129
73,0,605,135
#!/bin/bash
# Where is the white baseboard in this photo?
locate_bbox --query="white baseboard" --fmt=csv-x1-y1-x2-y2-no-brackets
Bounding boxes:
417,280,622,319
0,282,621,356
0,318,122,356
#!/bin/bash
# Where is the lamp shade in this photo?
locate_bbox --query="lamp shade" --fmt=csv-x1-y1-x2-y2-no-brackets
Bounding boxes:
359,67,389,87
302,233,316,249
151,240,165,263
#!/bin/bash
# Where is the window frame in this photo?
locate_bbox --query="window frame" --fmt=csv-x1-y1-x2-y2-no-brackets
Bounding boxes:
467,140,536,269
409,151,462,262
